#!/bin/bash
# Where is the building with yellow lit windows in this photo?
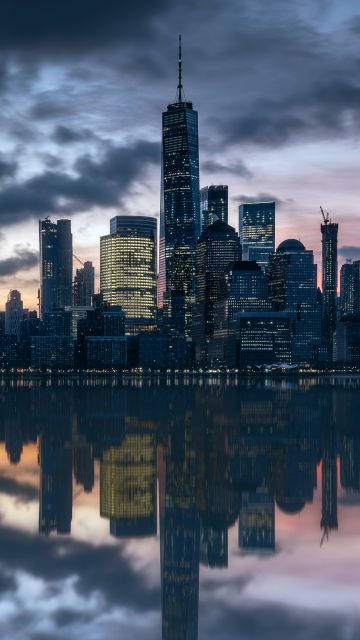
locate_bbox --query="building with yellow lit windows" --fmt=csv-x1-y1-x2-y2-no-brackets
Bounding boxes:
100,216,157,334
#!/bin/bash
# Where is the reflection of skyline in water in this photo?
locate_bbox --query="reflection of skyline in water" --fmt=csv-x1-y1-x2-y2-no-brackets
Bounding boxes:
1,378,360,639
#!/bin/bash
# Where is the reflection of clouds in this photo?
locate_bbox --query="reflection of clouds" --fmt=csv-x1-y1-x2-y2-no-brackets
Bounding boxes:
0,523,161,639
199,600,360,640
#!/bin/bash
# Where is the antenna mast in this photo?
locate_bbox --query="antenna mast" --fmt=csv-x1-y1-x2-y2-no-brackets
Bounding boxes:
177,34,183,103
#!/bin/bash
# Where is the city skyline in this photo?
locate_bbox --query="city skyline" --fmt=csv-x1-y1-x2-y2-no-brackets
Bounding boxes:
0,2,360,309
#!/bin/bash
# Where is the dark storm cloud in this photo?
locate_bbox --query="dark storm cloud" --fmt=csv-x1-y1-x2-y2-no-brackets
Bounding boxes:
0,141,159,226
52,126,99,145
0,571,16,594
200,600,360,640
201,159,253,178
234,193,285,206
0,475,38,502
338,246,360,261
0,0,169,55
0,246,39,276
0,156,18,180
0,523,160,613
30,99,74,120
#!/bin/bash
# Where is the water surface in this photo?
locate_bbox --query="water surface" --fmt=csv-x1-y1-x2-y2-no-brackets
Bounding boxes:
1,376,360,639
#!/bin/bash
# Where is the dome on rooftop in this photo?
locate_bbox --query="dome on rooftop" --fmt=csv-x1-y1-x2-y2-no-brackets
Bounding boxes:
277,238,305,253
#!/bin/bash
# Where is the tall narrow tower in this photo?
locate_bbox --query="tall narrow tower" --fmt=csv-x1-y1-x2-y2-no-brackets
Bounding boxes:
321,207,338,346
158,36,200,334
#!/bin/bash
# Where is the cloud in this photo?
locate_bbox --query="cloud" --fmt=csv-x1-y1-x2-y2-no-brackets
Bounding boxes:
233,193,286,206
200,600,360,640
52,126,98,145
0,523,160,614
0,246,39,276
0,156,18,180
0,475,38,502
338,246,360,261
0,0,169,56
201,159,253,179
0,140,159,226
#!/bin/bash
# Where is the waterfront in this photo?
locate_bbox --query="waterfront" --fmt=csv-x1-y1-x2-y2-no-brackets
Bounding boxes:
1,377,360,639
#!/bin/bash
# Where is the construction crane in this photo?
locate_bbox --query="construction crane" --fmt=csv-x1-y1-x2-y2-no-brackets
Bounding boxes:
73,253,85,267
320,206,331,225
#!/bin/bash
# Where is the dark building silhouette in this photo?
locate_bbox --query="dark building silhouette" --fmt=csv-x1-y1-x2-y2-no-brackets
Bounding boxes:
340,260,360,317
268,239,322,363
200,185,228,230
73,261,95,307
193,220,240,364
39,218,73,318
321,213,338,348
39,433,73,535
158,37,200,337
239,487,275,553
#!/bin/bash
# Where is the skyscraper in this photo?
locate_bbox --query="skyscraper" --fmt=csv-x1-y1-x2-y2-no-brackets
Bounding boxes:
100,215,157,334
158,36,200,334
73,261,95,306
239,201,275,270
340,260,360,317
200,185,228,230
321,208,338,344
39,218,73,318
268,239,322,363
5,290,24,338
193,219,240,363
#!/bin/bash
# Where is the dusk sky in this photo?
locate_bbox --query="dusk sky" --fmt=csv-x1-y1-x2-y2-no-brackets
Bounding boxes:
0,0,359,309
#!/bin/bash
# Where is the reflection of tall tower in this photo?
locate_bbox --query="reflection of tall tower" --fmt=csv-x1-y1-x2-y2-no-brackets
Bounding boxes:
239,487,275,554
100,426,157,537
161,423,200,640
73,443,94,493
321,423,338,544
39,434,73,535
159,36,200,334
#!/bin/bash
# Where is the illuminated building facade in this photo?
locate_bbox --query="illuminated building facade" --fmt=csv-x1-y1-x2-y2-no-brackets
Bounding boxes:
39,218,73,318
239,201,275,270
100,430,157,537
200,185,228,230
158,39,200,335
100,215,157,334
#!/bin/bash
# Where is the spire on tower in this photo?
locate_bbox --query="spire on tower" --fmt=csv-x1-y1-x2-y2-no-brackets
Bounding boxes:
177,34,183,103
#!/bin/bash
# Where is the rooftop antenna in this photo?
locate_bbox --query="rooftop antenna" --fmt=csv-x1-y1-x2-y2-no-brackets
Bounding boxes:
177,34,183,103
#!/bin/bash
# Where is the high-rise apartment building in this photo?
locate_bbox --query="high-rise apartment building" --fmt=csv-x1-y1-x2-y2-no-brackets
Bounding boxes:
100,215,157,334
321,211,338,343
158,37,200,334
39,218,72,318
200,185,228,230
239,201,275,270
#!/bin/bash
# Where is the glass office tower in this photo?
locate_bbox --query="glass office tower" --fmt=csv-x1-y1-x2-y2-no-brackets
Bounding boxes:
200,185,228,230
268,239,322,363
239,201,275,270
39,218,73,318
340,260,360,317
100,215,157,334
158,38,200,336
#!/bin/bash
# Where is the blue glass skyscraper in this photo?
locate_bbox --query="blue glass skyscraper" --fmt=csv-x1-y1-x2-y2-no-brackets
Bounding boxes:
158,37,200,334
239,201,275,270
